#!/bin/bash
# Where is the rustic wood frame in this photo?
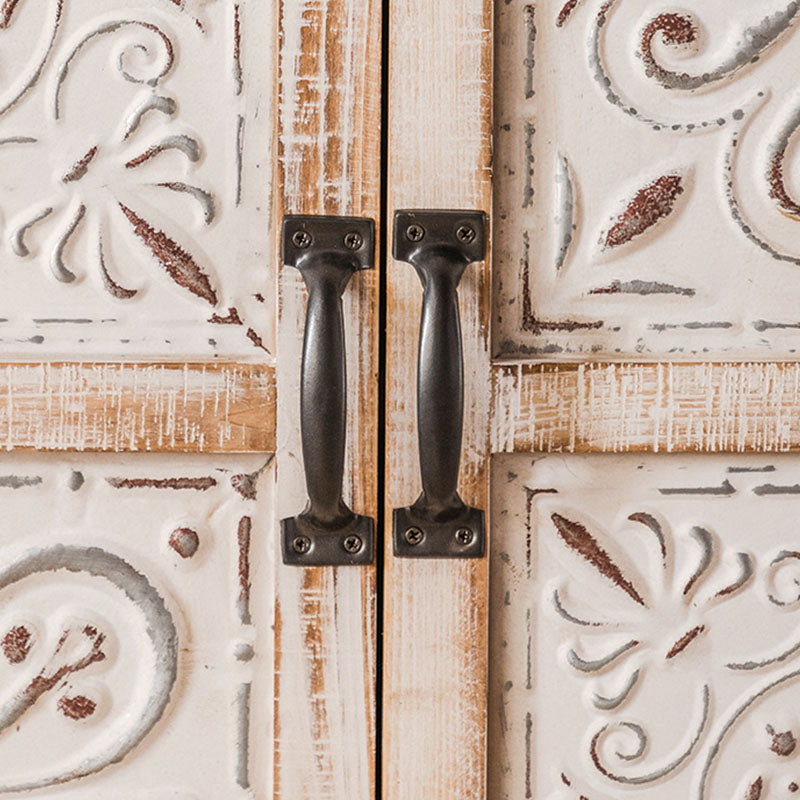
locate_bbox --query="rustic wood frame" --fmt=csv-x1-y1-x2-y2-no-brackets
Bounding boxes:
274,1,381,798
384,1,493,797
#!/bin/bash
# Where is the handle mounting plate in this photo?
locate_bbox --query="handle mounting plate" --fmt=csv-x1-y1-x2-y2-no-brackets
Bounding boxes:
393,505,485,558
393,209,486,264
283,214,374,271
282,514,375,566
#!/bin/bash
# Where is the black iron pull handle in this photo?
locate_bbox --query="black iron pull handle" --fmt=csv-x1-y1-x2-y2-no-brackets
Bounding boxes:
281,215,375,566
392,209,487,558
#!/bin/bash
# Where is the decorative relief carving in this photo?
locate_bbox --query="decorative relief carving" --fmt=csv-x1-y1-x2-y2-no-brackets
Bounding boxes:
491,456,800,800
0,1,273,357
495,1,800,357
0,454,270,796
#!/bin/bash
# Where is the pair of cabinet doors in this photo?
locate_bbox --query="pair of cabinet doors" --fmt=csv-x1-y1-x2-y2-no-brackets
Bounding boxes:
1,1,800,798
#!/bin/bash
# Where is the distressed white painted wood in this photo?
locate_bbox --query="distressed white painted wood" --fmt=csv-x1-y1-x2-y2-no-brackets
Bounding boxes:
490,453,800,799
0,0,274,360
384,0,492,797
0,452,273,798
491,362,800,454
494,0,800,358
275,1,380,797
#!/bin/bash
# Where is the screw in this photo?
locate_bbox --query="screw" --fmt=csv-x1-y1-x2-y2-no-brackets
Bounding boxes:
405,224,425,242
456,225,476,244
292,535,311,554
455,527,474,546
344,231,363,250
343,535,363,554
292,230,312,248
404,526,424,546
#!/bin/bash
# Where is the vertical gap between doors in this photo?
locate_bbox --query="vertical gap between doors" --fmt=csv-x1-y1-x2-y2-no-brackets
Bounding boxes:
375,0,390,796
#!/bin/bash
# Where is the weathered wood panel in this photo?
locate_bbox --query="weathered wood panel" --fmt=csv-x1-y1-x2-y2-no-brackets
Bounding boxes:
274,0,381,797
384,0,492,796
492,362,800,454
0,362,274,453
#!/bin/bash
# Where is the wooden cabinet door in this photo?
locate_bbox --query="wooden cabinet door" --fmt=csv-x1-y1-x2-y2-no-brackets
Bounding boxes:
0,2,379,798
385,1,800,799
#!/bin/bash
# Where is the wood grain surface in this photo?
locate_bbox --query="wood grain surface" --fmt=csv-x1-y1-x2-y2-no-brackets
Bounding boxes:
384,0,493,797
274,1,381,797
0,362,274,453
491,362,800,454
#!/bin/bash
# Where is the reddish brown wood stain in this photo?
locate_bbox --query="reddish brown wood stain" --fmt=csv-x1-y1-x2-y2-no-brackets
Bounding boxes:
58,694,97,720
767,724,797,756
745,776,763,800
209,307,243,325
169,527,200,558
246,327,269,352
666,624,704,659
233,3,242,92
0,0,21,28
107,476,217,490
639,13,697,78
237,516,252,622
604,175,684,249
27,627,106,702
118,204,217,305
2,625,32,664
768,150,800,219
556,0,577,27
62,146,98,183
520,245,601,334
231,472,258,500
551,513,645,606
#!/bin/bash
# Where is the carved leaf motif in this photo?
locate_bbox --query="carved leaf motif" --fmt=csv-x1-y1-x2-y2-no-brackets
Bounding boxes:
118,203,217,305
551,513,645,606
601,174,684,250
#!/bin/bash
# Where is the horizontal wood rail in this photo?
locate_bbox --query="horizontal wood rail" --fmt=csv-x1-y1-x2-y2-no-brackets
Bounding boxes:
492,362,800,454
0,362,275,453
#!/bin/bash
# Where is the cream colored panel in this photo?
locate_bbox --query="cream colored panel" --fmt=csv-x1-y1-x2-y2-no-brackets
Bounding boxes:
0,452,273,798
494,1,800,358
0,0,273,359
491,453,800,798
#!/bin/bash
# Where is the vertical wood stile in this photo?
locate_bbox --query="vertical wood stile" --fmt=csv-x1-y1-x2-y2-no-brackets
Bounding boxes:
385,0,493,797
274,1,381,797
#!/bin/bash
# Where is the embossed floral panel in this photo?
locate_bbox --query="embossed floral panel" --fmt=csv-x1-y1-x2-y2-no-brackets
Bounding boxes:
490,454,800,799
0,0,273,358
494,1,800,358
0,453,272,798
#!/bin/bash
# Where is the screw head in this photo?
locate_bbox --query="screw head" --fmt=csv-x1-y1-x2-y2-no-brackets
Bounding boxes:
291,535,311,554
344,231,363,250
456,225,476,244
404,526,424,546
343,535,363,554
405,224,425,242
292,230,312,248
455,527,474,546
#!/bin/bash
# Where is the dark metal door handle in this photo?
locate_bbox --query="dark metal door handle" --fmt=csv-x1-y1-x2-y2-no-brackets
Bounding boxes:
392,209,487,558
281,215,375,566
